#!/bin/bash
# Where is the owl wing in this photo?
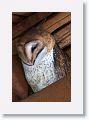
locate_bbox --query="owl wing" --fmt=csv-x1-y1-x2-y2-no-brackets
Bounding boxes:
53,42,71,80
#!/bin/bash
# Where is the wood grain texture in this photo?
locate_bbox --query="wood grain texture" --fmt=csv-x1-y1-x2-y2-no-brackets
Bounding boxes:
12,15,24,24
21,73,71,102
54,23,71,48
12,55,33,101
42,12,71,32
54,23,71,39
59,34,71,48
13,12,33,16
12,37,20,55
12,12,52,39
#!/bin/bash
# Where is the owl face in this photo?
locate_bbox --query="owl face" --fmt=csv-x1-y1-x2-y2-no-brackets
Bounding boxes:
17,40,48,66
17,30,55,66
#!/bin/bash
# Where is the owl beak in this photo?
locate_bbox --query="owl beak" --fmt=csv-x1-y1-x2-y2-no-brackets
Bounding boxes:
25,40,44,66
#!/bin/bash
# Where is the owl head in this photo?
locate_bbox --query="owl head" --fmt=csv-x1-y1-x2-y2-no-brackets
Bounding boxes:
16,29,55,66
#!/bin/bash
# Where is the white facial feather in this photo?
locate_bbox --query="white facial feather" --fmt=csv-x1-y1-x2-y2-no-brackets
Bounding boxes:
34,47,47,65
25,42,33,62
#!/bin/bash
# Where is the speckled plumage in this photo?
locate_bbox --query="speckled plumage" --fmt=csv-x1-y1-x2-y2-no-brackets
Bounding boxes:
17,28,70,93
22,48,58,92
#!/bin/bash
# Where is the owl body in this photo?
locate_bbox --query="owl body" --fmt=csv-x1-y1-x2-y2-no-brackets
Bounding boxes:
22,48,58,92
17,29,69,93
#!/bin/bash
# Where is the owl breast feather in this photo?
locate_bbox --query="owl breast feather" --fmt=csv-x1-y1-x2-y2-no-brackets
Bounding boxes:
22,48,60,92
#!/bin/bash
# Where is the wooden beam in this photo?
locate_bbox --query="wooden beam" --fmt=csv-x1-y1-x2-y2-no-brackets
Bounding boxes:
54,23,71,49
59,35,71,48
12,15,24,24
12,37,20,55
13,12,33,16
12,12,52,39
54,23,71,39
42,12,71,33
21,73,71,102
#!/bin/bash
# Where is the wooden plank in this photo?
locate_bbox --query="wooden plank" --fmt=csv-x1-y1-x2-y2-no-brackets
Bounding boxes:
59,35,71,48
21,73,71,102
47,15,71,33
54,23,71,49
55,23,71,39
42,12,71,33
12,37,20,55
12,15,24,24
12,54,33,101
12,12,52,39
13,12,33,16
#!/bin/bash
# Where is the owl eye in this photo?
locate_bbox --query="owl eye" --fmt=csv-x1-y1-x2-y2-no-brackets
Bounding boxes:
31,44,38,52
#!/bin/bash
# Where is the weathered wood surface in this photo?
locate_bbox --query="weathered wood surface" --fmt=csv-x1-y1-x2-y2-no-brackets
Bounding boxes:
21,73,71,102
54,23,71,48
12,15,24,24
12,12,52,39
12,37,20,55
42,12,71,33
13,12,33,16
12,55,33,102
12,13,34,25
12,12,71,55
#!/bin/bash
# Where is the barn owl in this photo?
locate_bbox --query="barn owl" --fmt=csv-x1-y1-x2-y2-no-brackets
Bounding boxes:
16,29,68,92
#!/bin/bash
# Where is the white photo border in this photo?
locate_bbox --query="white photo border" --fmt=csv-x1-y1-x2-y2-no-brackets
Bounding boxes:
0,0,83,114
